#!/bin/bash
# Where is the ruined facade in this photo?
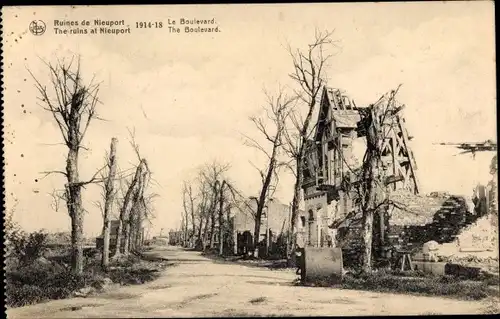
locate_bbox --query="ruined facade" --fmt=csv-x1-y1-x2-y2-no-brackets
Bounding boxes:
301,87,420,249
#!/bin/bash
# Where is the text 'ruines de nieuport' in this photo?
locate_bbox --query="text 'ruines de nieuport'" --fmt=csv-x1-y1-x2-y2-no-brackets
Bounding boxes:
53,19,131,35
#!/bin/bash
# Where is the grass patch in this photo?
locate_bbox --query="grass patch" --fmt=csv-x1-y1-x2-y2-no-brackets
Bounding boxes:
5,251,167,308
302,270,498,301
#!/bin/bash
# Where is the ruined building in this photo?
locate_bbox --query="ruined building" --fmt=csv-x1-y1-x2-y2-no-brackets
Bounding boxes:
301,86,496,265
301,87,419,249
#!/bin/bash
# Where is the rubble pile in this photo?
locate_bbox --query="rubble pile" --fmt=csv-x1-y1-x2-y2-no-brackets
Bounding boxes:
455,214,498,251
443,255,499,275
411,214,499,277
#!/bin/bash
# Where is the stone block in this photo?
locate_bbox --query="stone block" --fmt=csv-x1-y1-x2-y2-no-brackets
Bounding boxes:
302,247,343,284
412,261,447,276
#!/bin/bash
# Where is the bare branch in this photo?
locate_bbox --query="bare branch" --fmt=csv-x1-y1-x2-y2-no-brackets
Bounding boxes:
40,170,68,179
49,189,67,212
127,127,142,162
72,163,108,187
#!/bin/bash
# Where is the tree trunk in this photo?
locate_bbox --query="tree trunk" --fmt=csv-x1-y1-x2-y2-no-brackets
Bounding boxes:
134,215,139,251
66,146,84,275
197,217,204,249
218,181,225,256
123,220,131,255
136,212,144,249
184,211,190,247
361,204,374,272
253,211,262,257
202,214,210,250
102,138,118,269
190,200,196,247
180,215,186,247
287,156,303,266
209,182,219,249
254,158,276,257
133,169,149,252
131,215,138,252
285,203,292,261
114,219,124,255
70,206,84,274
136,215,142,250
361,106,384,273
102,219,111,266
361,163,379,273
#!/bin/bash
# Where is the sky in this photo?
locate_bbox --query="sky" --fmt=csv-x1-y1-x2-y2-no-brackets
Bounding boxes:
2,2,496,238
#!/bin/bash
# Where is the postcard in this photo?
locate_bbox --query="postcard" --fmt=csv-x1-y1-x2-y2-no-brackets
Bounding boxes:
2,3,498,317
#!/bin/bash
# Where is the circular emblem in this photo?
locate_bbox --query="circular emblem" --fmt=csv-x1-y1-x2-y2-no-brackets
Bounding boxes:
29,20,46,36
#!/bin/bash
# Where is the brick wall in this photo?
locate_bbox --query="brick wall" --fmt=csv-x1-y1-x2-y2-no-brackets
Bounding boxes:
335,194,477,267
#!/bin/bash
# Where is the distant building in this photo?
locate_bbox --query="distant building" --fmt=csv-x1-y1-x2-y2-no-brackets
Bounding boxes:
96,220,144,251
231,197,306,256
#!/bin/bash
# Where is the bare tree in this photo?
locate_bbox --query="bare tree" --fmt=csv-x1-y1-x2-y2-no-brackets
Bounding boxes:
30,56,103,275
282,30,338,263
199,161,230,250
244,89,293,257
101,138,118,269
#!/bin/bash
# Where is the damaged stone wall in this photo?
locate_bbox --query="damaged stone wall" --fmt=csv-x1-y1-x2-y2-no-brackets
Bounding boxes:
392,195,474,250
336,191,480,268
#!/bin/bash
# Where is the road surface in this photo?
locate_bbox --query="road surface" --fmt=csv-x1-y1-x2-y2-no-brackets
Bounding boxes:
7,246,492,318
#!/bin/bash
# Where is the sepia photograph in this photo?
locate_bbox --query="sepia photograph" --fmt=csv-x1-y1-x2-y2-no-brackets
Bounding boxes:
2,2,498,317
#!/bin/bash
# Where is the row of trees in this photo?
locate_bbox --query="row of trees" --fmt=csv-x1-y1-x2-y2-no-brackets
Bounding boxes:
176,30,338,261
180,158,285,256
180,161,231,253
31,57,156,274
178,29,412,272
98,134,155,268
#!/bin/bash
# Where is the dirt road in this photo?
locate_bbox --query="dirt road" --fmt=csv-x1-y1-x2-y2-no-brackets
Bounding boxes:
7,246,491,318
